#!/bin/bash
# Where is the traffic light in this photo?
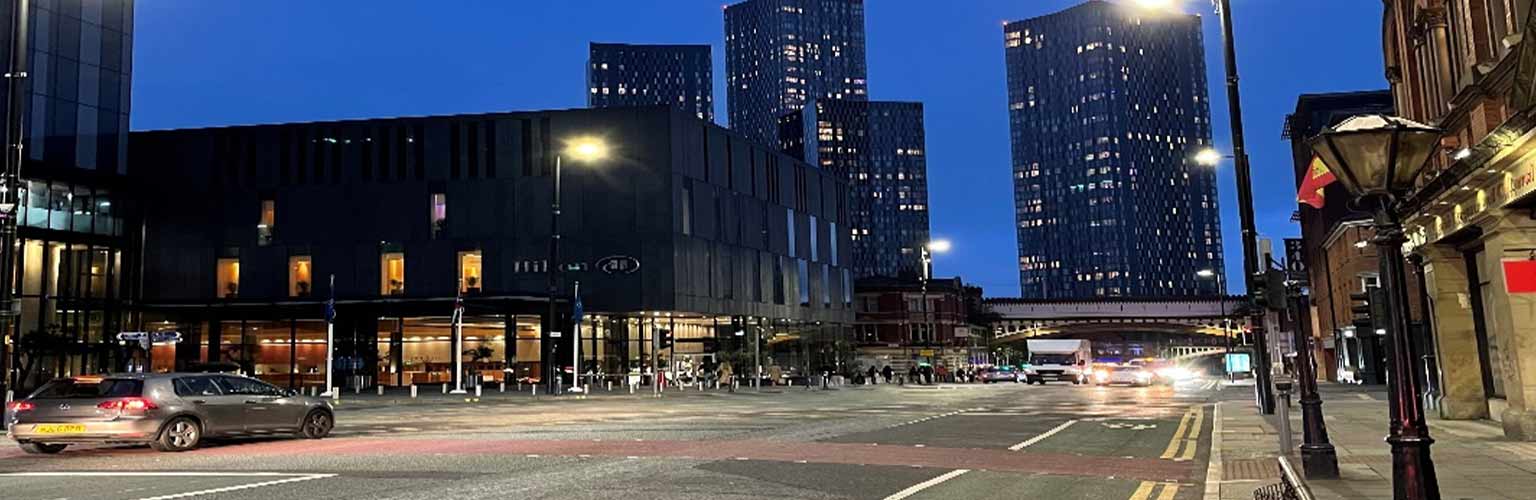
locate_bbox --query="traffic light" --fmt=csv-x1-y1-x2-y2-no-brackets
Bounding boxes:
658,329,674,350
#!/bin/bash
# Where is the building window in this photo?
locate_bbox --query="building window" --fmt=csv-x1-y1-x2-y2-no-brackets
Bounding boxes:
289,255,313,297
430,193,447,239
797,259,810,307
258,200,275,246
381,252,405,296
216,258,240,298
459,250,483,293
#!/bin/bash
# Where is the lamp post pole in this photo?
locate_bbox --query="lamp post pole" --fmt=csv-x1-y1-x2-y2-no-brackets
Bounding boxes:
546,155,563,395
1214,0,1273,414
1289,281,1338,478
0,0,30,399
1372,202,1439,499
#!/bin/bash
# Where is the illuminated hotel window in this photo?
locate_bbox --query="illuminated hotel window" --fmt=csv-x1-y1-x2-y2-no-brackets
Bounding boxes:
258,200,275,246
289,255,313,297
381,252,405,296
217,258,240,298
430,193,447,239
459,251,483,293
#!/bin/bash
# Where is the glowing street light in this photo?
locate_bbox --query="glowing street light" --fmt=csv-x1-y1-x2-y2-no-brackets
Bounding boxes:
1195,148,1224,167
566,137,609,162
925,239,952,254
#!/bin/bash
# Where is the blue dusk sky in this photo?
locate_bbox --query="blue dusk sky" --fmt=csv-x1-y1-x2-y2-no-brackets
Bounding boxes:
132,0,1387,296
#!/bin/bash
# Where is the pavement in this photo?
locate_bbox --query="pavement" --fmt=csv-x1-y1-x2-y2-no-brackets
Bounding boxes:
1210,381,1536,500
1,378,1227,499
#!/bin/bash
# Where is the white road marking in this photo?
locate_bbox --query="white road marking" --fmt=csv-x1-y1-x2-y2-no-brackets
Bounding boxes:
1203,402,1224,500
883,469,970,500
1008,419,1078,451
0,472,336,500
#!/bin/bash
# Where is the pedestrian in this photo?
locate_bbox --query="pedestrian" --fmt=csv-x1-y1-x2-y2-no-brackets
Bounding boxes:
866,366,877,385
920,365,934,385
720,363,735,392
882,365,894,384
908,366,919,385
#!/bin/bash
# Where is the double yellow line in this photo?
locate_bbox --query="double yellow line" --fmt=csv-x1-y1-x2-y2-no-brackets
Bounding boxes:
1129,481,1181,500
1159,404,1203,461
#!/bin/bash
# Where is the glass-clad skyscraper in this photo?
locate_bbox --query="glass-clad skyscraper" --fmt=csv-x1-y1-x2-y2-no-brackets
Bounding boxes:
1,0,138,388
725,0,867,147
588,43,714,122
781,99,928,279
1004,1,1223,299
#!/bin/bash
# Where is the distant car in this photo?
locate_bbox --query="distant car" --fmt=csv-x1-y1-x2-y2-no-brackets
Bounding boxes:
1094,365,1155,387
5,373,334,454
980,367,1022,383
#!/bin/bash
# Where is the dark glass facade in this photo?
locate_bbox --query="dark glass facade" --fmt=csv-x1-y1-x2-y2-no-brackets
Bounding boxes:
130,106,854,390
725,0,867,147
588,43,714,122
1004,1,1222,299
781,99,928,279
2,0,138,389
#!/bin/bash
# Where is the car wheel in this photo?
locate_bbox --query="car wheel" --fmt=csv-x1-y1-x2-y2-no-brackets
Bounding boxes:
19,442,67,454
301,410,334,439
152,416,202,452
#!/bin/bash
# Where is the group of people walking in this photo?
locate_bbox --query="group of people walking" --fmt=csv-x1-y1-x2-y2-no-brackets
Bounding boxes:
855,364,982,385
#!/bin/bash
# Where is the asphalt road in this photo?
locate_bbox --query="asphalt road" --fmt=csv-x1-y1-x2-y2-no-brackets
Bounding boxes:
0,378,1223,499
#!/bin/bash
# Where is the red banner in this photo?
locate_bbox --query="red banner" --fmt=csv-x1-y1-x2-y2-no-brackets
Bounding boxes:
1505,260,1536,294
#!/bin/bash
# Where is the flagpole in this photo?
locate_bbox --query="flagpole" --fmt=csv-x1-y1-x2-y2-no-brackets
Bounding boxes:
324,274,335,397
572,281,581,394
450,280,467,394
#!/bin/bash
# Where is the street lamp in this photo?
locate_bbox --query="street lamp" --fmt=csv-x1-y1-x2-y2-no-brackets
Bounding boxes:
1194,148,1225,167
0,0,31,401
1137,0,1273,414
546,136,607,394
1310,113,1441,499
918,240,950,367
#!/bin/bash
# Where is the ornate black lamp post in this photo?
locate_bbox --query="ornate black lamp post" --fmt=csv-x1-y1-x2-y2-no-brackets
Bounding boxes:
1287,281,1338,478
1310,114,1441,500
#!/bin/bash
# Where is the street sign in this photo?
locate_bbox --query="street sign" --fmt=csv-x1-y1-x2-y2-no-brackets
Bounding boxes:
1283,238,1308,283
550,331,563,338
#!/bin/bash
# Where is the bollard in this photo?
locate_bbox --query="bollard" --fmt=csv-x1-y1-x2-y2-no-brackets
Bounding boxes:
607,381,613,392
500,381,506,393
532,384,538,398
354,385,360,395
1275,378,1295,456
628,383,634,394
442,383,448,394
331,388,339,401
410,384,418,399
475,385,482,398
377,385,384,396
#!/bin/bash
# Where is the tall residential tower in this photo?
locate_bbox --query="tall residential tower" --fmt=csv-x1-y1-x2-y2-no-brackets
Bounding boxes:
1004,1,1223,299
725,0,868,147
781,100,929,279
588,43,714,122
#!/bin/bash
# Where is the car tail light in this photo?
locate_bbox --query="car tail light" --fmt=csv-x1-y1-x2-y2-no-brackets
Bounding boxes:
98,398,158,411
7,401,34,412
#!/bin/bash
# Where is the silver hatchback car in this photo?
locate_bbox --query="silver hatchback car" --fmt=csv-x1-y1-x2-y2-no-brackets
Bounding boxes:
5,373,334,454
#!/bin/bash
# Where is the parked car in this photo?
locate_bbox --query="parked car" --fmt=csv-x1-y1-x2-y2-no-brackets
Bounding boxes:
1093,365,1155,387
5,373,334,454
980,367,1022,383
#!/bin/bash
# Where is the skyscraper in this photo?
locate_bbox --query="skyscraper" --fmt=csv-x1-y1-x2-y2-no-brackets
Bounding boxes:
781,99,929,279
1004,1,1223,299
1,0,137,382
588,43,714,122
725,0,868,147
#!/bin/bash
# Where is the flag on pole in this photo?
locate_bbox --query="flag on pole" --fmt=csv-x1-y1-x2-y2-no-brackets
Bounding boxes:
324,275,336,323
572,285,584,326
1297,155,1337,209
452,284,465,324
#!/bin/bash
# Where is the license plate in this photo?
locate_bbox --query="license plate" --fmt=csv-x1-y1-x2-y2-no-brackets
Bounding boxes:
34,424,86,434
